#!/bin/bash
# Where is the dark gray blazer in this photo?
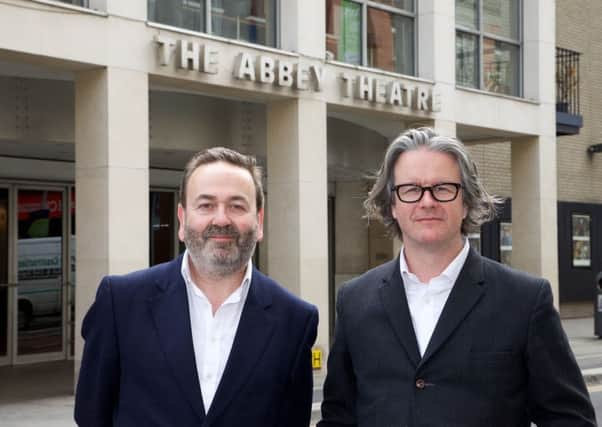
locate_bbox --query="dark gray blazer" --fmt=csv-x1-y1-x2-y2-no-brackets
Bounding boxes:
318,249,595,427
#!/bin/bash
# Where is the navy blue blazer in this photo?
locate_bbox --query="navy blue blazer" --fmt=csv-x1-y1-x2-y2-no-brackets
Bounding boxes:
75,256,318,427
319,249,595,427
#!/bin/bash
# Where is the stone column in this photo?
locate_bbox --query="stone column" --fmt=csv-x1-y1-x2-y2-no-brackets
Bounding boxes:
266,98,329,374
511,136,559,307
280,0,325,58
419,0,455,133
74,67,149,378
512,0,558,306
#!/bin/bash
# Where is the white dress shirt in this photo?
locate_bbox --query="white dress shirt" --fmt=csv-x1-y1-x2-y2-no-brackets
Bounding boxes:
181,250,252,412
400,239,470,357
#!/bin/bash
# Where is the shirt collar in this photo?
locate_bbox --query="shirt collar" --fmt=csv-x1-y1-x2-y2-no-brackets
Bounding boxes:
180,249,253,304
399,238,470,285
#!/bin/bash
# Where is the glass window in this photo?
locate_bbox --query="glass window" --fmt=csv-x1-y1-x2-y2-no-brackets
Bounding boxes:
326,0,362,65
499,222,512,266
148,0,276,47
456,32,479,88
456,0,521,96
17,190,64,356
456,0,478,30
0,189,8,358
149,0,206,33
57,0,87,6
367,8,414,75
572,214,591,268
326,0,416,76
370,0,413,12
483,0,519,39
212,0,276,46
483,38,519,95
150,192,176,266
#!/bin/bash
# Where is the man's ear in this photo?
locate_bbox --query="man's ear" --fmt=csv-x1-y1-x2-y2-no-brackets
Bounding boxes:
256,208,265,242
177,203,186,242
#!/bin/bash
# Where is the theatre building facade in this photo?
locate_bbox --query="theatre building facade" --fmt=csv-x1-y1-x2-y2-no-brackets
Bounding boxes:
0,0,568,383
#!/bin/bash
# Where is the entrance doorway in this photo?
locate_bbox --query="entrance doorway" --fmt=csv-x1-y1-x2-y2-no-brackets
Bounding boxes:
0,184,75,365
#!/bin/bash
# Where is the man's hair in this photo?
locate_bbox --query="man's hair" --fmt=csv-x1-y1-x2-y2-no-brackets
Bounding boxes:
179,147,264,211
364,127,502,239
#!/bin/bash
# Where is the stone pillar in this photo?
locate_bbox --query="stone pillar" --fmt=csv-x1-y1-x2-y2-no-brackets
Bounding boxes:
512,0,558,306
74,67,149,379
280,0,325,58
266,98,329,373
511,136,559,307
419,1,456,138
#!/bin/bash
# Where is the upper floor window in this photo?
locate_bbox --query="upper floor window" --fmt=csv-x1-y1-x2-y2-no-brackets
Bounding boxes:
57,0,87,6
455,0,521,96
326,0,415,76
149,0,277,47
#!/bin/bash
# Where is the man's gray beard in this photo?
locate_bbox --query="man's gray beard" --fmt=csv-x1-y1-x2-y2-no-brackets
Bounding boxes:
184,223,257,279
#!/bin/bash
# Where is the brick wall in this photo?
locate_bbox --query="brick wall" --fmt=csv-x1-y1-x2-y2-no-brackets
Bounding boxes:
556,0,602,203
467,142,512,198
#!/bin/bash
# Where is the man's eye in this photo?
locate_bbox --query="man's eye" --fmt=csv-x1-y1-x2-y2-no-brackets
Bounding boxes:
197,203,213,211
230,204,247,213
434,185,453,194
402,186,421,195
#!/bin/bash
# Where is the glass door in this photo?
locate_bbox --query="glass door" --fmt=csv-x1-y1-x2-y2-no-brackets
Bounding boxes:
0,188,9,365
15,188,66,362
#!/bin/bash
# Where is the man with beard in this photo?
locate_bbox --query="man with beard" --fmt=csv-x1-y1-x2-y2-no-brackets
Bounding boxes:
75,147,319,427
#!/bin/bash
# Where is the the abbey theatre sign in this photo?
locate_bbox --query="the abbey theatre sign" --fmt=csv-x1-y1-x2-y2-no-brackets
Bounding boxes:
155,36,440,113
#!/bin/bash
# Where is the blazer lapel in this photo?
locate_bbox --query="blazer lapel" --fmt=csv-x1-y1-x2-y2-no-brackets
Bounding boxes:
204,268,276,424
379,258,421,367
148,257,205,422
420,249,485,365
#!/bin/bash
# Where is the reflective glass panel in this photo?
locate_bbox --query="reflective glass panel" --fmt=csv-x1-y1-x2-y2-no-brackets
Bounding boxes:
149,0,206,33
68,188,76,357
326,0,362,65
150,192,175,266
367,8,414,75
455,0,478,30
483,38,519,96
370,0,413,12
456,31,479,88
572,214,591,268
483,0,519,39
17,190,64,356
499,222,512,266
57,0,86,5
212,0,276,46
0,189,7,357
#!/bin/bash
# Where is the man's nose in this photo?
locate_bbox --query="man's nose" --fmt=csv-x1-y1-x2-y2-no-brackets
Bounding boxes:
212,204,232,225
419,188,437,206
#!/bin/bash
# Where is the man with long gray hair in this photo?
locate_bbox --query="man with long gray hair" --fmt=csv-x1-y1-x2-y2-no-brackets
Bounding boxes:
318,128,595,426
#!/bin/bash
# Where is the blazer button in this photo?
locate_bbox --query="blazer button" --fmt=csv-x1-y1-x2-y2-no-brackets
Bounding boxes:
415,378,426,389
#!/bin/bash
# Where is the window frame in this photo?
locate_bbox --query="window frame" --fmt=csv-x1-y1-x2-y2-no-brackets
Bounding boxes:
326,0,417,76
148,0,279,48
455,0,523,97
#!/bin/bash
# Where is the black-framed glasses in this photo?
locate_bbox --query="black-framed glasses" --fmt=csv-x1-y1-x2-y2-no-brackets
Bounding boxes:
391,183,463,203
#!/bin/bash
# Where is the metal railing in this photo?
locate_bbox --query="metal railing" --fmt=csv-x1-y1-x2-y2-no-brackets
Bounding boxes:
556,47,581,115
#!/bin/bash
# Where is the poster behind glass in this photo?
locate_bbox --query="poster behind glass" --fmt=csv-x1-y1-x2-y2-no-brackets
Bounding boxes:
572,214,591,268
